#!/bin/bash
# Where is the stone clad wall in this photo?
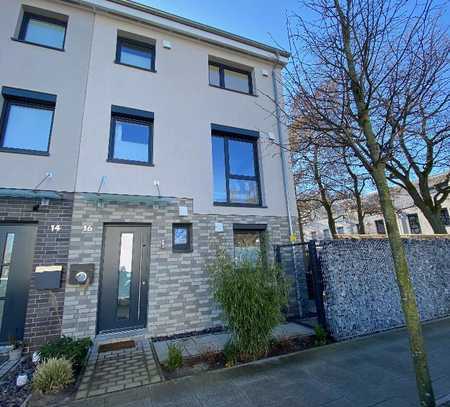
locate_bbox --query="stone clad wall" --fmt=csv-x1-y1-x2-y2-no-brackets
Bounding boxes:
62,194,296,339
320,238,450,340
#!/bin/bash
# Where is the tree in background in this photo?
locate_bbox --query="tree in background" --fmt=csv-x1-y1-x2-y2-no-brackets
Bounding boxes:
283,1,449,404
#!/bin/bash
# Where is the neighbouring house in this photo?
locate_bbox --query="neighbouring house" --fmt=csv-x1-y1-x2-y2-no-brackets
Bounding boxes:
303,173,450,240
0,0,298,350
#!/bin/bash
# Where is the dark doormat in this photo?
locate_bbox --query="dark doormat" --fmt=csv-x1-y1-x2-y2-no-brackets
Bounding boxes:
98,340,135,353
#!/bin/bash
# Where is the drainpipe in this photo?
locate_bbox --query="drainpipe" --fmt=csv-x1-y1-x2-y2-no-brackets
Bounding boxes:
272,54,294,237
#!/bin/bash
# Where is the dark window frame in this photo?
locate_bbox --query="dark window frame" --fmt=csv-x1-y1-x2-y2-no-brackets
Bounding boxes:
18,11,67,51
172,223,193,253
233,225,267,263
108,107,154,167
115,37,156,72
375,219,386,234
440,208,450,226
212,130,262,207
0,89,56,156
407,213,422,234
208,61,253,95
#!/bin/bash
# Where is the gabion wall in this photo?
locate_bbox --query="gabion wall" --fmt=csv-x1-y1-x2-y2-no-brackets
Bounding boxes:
320,238,450,340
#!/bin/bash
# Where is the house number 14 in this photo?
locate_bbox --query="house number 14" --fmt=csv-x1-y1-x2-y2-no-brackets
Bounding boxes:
50,224,62,232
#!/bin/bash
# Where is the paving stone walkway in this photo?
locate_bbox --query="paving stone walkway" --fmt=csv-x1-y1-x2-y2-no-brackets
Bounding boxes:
75,337,162,399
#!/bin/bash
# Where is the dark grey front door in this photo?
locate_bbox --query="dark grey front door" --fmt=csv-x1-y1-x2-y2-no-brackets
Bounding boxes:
0,224,36,344
98,225,151,333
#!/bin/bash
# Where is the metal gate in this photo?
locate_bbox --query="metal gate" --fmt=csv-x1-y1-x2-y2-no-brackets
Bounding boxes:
275,241,326,328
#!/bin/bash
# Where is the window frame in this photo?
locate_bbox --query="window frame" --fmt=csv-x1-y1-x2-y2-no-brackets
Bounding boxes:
172,223,193,253
108,107,154,167
233,224,267,263
212,130,262,207
0,89,56,156
18,11,67,51
440,208,450,226
375,219,386,234
115,37,156,72
208,61,254,95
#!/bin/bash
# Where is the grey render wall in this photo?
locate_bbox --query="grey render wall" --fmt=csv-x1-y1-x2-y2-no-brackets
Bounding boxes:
320,238,450,340
62,194,297,339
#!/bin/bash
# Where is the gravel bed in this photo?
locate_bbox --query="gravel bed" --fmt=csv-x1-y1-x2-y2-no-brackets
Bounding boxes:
0,358,35,407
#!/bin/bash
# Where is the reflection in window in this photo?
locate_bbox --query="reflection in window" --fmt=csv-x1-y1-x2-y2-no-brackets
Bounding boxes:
1,103,54,153
116,37,155,71
212,134,261,206
407,214,422,234
208,64,220,87
375,219,386,234
0,300,4,333
0,234,15,298
172,224,192,252
224,69,251,93
117,233,133,320
19,13,67,49
208,62,253,94
234,230,264,263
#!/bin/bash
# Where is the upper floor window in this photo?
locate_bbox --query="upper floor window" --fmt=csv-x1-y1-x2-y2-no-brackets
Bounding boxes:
375,219,386,234
0,87,56,155
116,36,155,72
211,124,261,206
407,213,422,234
209,61,253,95
108,106,154,166
18,11,67,50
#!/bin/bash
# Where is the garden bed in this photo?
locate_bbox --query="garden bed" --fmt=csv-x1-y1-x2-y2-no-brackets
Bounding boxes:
0,357,34,407
161,335,327,380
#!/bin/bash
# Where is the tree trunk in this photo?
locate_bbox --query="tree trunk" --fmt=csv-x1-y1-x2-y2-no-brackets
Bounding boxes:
372,164,435,407
355,192,366,234
324,203,337,238
412,199,447,235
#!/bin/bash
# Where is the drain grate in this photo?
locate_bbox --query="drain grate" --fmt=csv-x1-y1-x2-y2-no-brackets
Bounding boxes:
98,340,135,353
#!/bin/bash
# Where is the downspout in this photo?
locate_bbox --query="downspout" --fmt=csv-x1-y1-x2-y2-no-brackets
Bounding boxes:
272,53,294,237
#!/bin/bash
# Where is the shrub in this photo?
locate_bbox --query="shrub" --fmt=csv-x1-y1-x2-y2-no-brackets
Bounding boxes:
39,336,92,374
314,325,328,346
166,344,183,371
209,252,289,360
32,358,74,394
223,340,239,367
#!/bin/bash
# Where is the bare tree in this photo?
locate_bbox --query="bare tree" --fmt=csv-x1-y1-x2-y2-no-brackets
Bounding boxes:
284,1,449,405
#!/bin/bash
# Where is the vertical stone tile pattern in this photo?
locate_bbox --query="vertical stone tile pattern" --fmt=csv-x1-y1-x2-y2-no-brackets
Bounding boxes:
320,238,450,340
0,195,74,350
62,194,297,339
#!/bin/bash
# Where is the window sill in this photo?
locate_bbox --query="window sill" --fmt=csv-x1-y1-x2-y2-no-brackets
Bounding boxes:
0,147,49,157
114,61,157,73
214,202,266,208
209,84,257,97
11,38,65,52
107,158,154,167
172,248,193,253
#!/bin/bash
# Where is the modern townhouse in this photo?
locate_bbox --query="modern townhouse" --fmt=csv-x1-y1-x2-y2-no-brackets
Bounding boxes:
0,0,297,349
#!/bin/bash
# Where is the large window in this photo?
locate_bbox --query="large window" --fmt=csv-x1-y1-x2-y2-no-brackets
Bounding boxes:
212,126,261,206
233,225,266,263
208,61,253,95
108,106,153,166
407,214,422,234
0,87,56,155
18,11,67,50
115,36,155,71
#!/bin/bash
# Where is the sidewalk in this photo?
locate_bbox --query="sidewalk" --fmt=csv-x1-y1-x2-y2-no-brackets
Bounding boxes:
70,318,450,407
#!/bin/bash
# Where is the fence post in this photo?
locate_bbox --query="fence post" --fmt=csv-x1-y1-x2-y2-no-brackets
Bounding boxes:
308,240,327,328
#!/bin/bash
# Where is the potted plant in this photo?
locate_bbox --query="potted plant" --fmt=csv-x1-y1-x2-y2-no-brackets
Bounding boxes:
8,337,23,361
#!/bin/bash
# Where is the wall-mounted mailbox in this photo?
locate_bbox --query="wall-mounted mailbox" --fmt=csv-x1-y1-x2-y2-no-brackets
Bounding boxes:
34,265,63,290
69,264,95,286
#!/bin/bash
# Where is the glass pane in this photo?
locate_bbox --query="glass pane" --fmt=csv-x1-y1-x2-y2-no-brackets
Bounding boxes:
229,179,258,204
117,233,133,320
25,18,65,49
3,105,53,152
234,231,262,263
229,139,255,176
113,120,150,162
120,43,152,69
224,69,250,93
408,214,421,234
174,227,188,245
212,136,227,202
2,234,15,265
0,267,10,298
0,300,4,333
209,64,220,86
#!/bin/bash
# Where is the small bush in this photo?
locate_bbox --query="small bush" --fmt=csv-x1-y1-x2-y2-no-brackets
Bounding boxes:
314,325,328,346
166,344,183,371
209,252,289,360
32,358,74,394
39,336,92,374
223,340,239,367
